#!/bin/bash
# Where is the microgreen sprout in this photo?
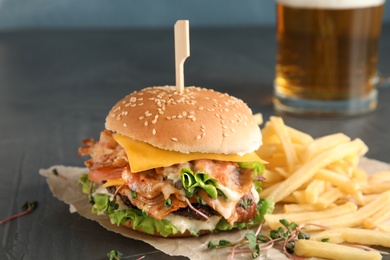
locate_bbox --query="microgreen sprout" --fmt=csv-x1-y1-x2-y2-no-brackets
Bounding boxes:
164,198,172,207
207,219,310,260
107,250,145,260
107,250,122,260
52,168,67,180
0,201,38,224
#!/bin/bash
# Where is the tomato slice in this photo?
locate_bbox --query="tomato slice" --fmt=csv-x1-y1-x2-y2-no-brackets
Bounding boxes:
88,167,124,182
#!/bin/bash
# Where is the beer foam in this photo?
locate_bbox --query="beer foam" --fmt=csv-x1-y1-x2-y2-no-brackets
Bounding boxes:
276,0,385,9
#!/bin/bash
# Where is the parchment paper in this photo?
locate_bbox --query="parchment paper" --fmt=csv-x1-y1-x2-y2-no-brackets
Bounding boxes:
39,157,390,260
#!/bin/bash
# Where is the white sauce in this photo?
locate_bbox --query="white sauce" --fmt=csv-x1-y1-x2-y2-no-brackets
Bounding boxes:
217,184,244,202
164,214,222,234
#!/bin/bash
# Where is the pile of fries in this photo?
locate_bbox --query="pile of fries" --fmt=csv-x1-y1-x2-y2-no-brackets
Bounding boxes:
257,116,390,260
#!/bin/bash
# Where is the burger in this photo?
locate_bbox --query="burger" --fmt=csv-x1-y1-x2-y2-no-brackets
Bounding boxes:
78,86,274,237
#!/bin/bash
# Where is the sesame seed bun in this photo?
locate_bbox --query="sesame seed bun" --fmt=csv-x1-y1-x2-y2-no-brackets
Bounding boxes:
105,86,262,155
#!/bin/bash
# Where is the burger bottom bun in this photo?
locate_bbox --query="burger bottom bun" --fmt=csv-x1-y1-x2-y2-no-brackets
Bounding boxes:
122,220,212,238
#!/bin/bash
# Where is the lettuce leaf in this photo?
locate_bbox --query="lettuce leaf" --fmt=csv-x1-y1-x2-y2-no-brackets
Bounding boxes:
78,173,96,195
180,168,219,199
238,161,265,175
91,193,178,237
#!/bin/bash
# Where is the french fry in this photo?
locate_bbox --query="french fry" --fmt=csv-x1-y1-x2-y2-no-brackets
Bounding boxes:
285,125,313,146
378,223,390,233
305,191,390,229
262,169,284,184
353,168,368,185
264,202,358,229
300,133,350,162
314,188,344,209
266,138,367,203
351,190,366,206
362,182,390,194
294,240,382,260
260,122,279,145
311,228,390,248
253,112,263,125
304,179,326,204
283,203,322,213
269,116,298,171
369,170,390,183
259,116,390,259
363,202,390,229
292,190,307,204
314,169,359,193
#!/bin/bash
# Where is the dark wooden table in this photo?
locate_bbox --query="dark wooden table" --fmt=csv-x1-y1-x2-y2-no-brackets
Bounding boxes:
1,25,389,259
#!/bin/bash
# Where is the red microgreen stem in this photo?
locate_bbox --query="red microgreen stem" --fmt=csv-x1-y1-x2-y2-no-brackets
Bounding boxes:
0,201,38,224
185,198,209,220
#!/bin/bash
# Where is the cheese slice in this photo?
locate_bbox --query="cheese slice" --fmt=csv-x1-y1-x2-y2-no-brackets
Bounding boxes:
102,178,125,188
113,133,265,172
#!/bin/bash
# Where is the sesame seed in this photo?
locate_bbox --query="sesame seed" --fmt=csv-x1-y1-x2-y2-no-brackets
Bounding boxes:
171,137,178,142
223,133,229,137
231,128,236,133
196,135,201,140
139,116,144,120
198,106,204,111
123,123,127,127
144,121,149,126
222,125,228,129
177,115,183,119
138,103,144,106
152,129,156,135
166,116,172,120
151,119,157,124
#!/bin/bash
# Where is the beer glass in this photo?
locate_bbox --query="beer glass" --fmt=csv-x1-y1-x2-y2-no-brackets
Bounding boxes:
274,0,385,115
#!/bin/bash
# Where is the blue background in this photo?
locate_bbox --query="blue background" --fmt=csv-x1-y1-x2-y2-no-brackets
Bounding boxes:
0,0,389,30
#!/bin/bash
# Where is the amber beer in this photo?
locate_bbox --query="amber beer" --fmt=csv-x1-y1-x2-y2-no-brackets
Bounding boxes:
274,0,385,115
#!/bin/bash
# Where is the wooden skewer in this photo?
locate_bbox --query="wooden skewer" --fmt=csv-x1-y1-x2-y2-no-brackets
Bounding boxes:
174,20,190,94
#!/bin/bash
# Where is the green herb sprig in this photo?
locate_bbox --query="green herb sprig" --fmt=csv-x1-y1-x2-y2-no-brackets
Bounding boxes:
208,219,310,259
106,250,145,260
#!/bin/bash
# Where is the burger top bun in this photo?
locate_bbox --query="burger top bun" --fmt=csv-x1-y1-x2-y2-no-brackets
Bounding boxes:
105,86,262,155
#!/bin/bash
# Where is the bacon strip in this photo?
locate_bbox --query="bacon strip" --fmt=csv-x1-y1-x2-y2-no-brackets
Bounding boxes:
79,130,260,224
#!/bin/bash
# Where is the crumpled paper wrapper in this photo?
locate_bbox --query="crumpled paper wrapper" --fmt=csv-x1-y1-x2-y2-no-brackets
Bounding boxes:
39,157,389,260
